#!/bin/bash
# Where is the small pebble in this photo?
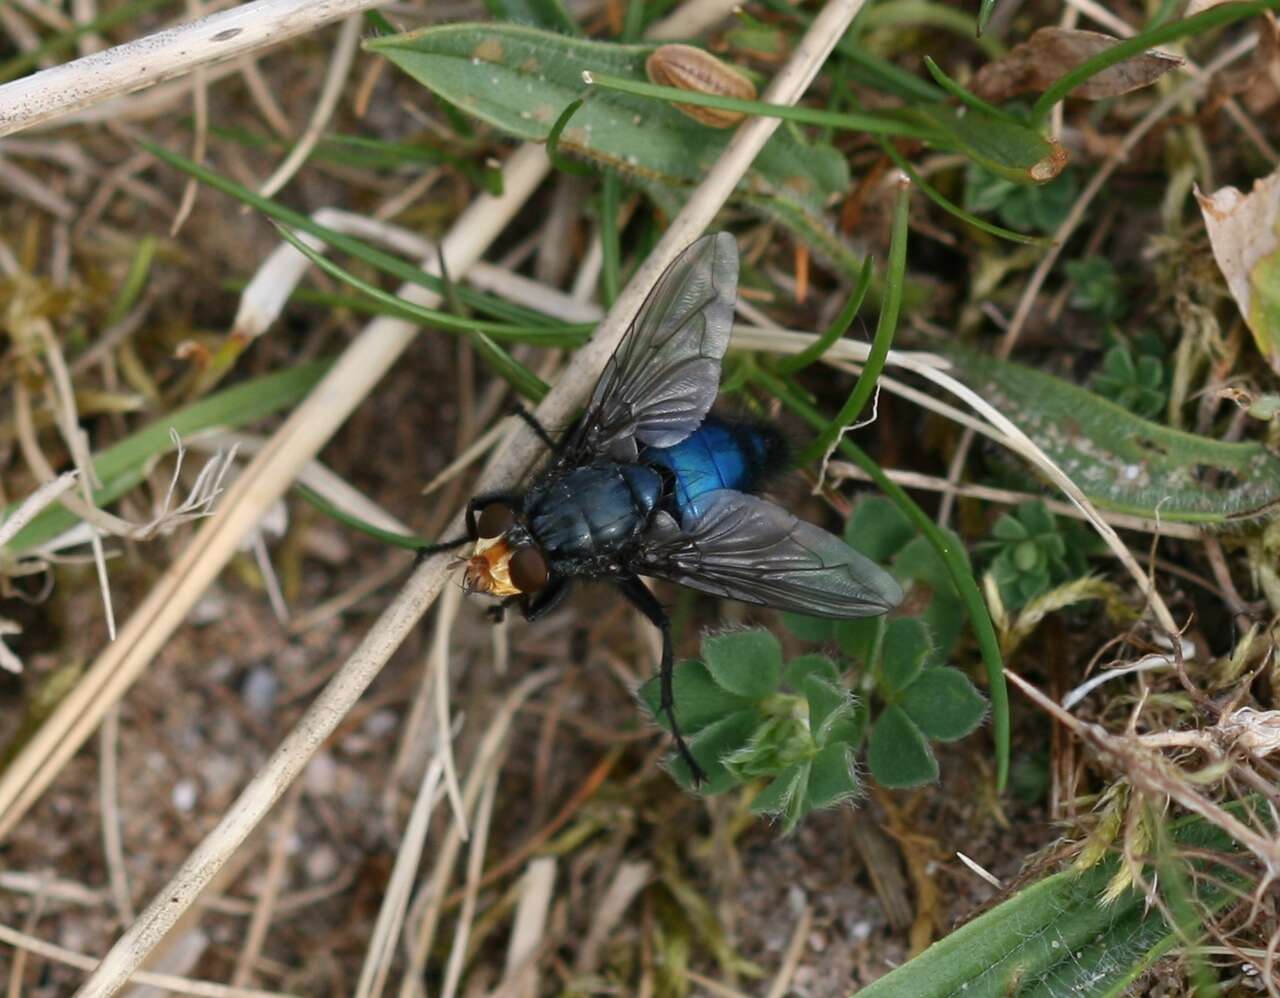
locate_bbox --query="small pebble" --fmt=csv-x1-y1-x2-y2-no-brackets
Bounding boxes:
172,779,198,812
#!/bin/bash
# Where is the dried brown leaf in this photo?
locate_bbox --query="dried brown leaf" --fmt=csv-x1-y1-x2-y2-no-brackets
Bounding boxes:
1213,12,1280,114
971,27,1183,103
1195,169,1280,373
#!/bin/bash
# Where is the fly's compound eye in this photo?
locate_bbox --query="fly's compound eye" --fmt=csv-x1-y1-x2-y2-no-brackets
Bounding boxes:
509,547,549,593
476,503,515,539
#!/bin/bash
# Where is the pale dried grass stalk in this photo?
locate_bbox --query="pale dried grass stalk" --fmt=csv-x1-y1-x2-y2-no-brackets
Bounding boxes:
0,0,389,138
255,14,361,199
495,857,557,997
0,923,294,997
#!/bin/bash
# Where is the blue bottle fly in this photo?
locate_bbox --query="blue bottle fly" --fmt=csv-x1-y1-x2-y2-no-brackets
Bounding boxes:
418,233,902,782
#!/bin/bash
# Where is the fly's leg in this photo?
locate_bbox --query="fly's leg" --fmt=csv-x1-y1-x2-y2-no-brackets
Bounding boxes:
520,576,570,621
412,535,469,568
616,575,706,785
512,406,559,453
414,492,522,568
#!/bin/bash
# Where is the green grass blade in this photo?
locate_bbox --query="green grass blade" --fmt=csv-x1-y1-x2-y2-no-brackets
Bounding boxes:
856,809,1246,996
775,256,874,375
140,140,563,331
755,367,1010,791
798,180,909,465
880,140,1050,245
295,483,428,550
274,225,549,400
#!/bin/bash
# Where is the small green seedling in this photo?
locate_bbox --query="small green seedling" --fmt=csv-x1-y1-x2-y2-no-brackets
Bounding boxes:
638,630,866,832
1090,343,1167,418
1065,255,1125,322
963,162,1078,234
979,500,1092,609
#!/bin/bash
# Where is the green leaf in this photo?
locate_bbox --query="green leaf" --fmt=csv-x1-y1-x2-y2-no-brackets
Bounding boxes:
783,653,840,689
805,743,860,810
878,619,932,696
855,808,1255,997
366,24,853,244
800,176,910,467
835,617,880,664
803,674,854,740
964,162,1077,234
4,361,331,555
637,660,755,735
915,102,1066,184
781,613,835,643
749,761,808,821
666,709,761,795
826,697,869,748
944,347,1280,522
844,495,915,563
900,667,987,742
701,630,783,701
867,705,938,788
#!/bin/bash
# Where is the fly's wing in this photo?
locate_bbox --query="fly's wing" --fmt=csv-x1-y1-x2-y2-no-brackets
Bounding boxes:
567,232,738,462
635,491,903,618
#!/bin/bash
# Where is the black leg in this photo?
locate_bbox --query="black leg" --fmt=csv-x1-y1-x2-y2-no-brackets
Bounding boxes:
512,405,559,452
520,576,570,621
615,575,706,785
412,535,469,568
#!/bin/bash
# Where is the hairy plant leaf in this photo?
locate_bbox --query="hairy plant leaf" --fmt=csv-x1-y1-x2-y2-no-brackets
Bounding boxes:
702,630,783,700
900,667,987,741
805,743,859,810
944,347,1280,522
638,660,756,735
867,704,937,787
878,618,931,695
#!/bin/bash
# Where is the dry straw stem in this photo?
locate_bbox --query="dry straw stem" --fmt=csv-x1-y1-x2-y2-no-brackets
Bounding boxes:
0,0,389,138
61,0,863,993
0,143,554,844
0,922,293,998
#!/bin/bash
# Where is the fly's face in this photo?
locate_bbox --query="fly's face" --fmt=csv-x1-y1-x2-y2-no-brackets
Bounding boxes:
462,502,549,599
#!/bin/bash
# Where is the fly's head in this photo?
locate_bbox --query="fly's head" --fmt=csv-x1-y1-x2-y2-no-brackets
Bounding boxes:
462,502,549,599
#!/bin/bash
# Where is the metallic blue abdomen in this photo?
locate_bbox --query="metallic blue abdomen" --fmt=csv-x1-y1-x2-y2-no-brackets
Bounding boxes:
644,418,782,523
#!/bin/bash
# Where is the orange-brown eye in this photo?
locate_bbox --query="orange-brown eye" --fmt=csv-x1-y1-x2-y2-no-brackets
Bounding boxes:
510,547,549,593
477,503,515,539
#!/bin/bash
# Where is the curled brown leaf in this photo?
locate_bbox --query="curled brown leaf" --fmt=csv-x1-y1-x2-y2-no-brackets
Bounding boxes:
971,27,1183,103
